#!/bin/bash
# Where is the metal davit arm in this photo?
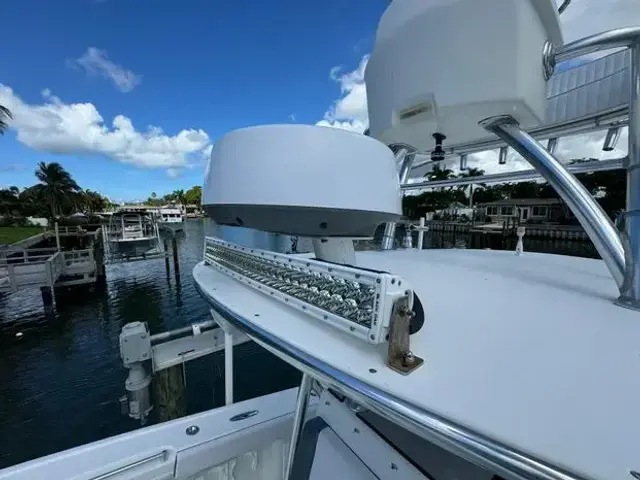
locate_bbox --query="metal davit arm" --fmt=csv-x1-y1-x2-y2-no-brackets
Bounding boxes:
481,115,626,291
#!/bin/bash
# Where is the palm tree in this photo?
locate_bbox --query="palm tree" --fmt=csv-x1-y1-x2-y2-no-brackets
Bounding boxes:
35,162,81,218
457,167,485,208
0,106,12,135
172,189,186,206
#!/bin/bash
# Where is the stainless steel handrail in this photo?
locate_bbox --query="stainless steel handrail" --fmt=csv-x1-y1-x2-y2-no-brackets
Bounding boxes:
195,279,586,480
402,157,625,191
555,27,640,63
408,107,628,169
482,116,626,291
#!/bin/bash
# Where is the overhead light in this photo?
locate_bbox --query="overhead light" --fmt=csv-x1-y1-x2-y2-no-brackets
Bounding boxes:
603,127,621,151
203,237,407,344
546,138,558,154
459,154,468,171
499,146,508,165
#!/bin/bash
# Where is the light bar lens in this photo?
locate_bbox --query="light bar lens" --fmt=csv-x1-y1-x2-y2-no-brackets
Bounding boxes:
206,243,376,327
203,237,408,344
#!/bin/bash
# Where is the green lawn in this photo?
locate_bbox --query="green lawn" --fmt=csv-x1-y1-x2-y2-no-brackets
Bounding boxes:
0,227,45,245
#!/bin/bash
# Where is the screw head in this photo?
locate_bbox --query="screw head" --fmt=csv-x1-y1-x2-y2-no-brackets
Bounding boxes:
185,425,199,436
403,351,415,366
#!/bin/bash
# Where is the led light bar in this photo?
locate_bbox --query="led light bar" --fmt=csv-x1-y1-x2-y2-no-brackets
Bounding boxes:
203,237,408,344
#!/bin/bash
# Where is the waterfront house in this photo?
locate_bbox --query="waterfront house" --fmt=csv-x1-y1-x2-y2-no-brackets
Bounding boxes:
479,198,568,223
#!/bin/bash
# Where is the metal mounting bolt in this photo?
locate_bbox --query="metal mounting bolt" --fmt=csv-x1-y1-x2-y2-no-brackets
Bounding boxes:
403,351,415,366
185,425,200,436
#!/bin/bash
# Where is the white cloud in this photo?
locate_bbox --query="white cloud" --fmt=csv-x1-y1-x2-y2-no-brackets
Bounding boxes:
317,0,637,172
559,0,640,44
316,56,369,133
69,47,141,93
0,85,211,175
166,168,181,178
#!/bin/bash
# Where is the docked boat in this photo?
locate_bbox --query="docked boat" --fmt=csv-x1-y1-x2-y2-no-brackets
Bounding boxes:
157,207,185,232
103,209,161,258
1,1,639,479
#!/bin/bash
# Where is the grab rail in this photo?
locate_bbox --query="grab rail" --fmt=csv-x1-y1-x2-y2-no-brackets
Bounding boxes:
196,281,585,480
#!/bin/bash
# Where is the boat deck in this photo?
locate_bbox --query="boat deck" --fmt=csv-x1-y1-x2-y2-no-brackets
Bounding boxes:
194,248,640,480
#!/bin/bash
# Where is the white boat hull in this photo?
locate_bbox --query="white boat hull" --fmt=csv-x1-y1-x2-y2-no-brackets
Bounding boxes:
110,238,157,257
158,221,185,232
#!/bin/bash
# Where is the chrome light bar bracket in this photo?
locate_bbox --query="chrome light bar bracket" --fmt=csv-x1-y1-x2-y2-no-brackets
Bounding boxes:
204,237,408,344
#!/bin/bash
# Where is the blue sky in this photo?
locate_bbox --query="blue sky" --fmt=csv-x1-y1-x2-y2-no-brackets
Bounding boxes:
0,0,388,202
2,0,638,202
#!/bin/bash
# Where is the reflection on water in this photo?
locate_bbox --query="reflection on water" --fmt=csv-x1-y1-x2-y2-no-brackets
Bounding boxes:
0,220,598,468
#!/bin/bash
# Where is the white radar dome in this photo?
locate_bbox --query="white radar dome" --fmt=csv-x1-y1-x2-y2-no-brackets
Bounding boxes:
203,124,402,237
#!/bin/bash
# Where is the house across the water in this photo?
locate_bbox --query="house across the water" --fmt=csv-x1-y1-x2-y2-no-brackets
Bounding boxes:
479,198,569,223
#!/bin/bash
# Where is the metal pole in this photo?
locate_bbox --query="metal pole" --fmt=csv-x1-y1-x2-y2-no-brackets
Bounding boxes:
402,157,625,191
417,217,425,250
481,115,626,291
382,147,415,250
224,329,234,406
54,222,61,251
284,373,312,480
620,42,640,308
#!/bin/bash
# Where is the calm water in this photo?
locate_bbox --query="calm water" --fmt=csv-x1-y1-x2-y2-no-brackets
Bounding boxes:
0,221,598,468
0,219,301,469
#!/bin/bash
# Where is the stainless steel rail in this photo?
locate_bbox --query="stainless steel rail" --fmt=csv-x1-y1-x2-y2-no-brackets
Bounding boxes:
402,157,625,191
620,40,640,307
195,280,585,480
150,320,217,345
382,147,416,250
482,116,626,291
408,106,628,170
555,27,640,63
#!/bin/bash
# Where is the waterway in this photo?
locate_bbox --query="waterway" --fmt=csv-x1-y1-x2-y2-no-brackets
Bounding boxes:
0,219,598,468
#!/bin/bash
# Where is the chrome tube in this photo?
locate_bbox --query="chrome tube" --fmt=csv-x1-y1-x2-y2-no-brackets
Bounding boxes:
401,158,625,191
284,373,312,480
150,320,217,345
621,42,640,307
482,116,625,291
555,27,640,63
382,147,415,250
197,287,586,480
409,107,628,168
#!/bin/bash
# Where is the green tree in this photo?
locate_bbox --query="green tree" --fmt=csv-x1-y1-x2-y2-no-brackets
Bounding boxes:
184,185,202,205
0,186,19,215
0,106,12,135
172,189,186,205
34,162,81,218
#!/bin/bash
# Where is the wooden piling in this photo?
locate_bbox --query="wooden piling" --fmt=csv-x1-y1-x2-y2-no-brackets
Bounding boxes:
153,364,186,422
163,239,170,274
40,286,55,315
171,237,180,278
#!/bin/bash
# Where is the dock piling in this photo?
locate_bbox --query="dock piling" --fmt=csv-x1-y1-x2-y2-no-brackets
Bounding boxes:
153,364,186,422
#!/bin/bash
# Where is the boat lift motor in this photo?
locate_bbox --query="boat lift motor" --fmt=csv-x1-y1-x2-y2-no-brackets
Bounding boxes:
119,321,153,423
365,0,563,152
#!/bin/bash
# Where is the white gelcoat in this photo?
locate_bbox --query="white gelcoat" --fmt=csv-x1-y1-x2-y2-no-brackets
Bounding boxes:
194,249,640,480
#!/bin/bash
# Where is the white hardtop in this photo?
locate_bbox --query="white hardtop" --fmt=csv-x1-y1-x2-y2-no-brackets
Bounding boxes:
194,248,640,480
